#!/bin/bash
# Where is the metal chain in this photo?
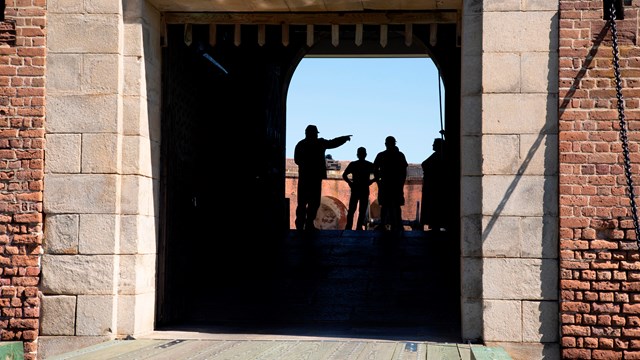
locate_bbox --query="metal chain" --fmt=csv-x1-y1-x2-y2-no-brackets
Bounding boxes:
609,2,640,243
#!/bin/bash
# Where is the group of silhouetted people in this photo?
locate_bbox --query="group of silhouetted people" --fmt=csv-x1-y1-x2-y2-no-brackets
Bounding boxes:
294,124,446,233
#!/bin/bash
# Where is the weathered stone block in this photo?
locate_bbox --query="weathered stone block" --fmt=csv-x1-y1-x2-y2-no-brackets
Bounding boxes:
48,14,120,53
46,54,81,92
461,95,482,135
123,96,148,137
122,135,152,177
483,258,558,299
38,335,111,360
519,133,558,176
483,94,556,134
481,215,522,257
47,94,120,133
43,174,119,213
521,216,558,259
44,214,79,254
461,13,482,56
118,254,156,294
462,257,482,299
484,0,521,11
76,295,116,336
148,99,162,143
461,135,482,175
40,295,76,336
79,214,119,254
462,298,483,341
524,0,563,11
82,133,122,174
83,54,120,94
461,56,482,96
44,134,81,174
484,11,558,52
85,0,122,14
47,0,84,13
487,342,560,360
484,299,522,342
124,24,144,57
523,300,558,342
117,292,155,336
522,51,558,94
41,255,116,294
124,56,144,97
461,175,482,215
462,214,482,256
482,135,520,174
120,215,158,254
482,175,556,217
483,53,521,93
121,175,157,216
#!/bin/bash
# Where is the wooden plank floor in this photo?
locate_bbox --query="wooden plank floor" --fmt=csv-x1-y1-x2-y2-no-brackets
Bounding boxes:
47,339,486,360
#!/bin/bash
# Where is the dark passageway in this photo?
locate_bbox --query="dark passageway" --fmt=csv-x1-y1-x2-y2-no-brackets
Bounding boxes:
157,20,461,342
164,230,461,342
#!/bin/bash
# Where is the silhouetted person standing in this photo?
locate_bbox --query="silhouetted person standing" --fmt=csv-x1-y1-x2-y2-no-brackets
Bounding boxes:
294,125,351,231
373,136,408,232
420,138,447,231
342,147,375,230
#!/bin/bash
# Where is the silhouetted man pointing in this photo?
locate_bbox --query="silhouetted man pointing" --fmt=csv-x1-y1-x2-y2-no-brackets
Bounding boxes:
294,125,351,231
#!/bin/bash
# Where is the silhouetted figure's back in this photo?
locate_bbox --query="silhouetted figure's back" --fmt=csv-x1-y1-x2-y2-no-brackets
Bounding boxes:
343,147,375,230
373,136,408,233
294,124,351,231
421,138,447,231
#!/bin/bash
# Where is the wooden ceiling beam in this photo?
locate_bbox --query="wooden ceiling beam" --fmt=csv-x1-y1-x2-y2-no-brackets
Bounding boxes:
163,11,458,25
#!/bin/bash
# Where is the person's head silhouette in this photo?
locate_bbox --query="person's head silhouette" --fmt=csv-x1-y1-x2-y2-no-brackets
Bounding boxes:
305,125,319,139
433,138,444,152
357,147,367,159
385,136,396,149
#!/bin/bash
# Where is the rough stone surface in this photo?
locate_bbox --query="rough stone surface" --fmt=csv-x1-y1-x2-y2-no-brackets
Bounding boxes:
44,214,79,255
41,255,116,294
40,295,76,336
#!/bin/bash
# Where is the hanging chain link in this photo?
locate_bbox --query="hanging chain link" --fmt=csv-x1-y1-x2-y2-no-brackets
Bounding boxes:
609,2,640,243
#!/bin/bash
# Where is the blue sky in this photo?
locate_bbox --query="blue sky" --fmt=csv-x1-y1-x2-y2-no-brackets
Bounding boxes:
286,57,444,164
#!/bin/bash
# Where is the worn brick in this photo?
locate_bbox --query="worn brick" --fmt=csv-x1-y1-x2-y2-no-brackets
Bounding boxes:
592,349,622,359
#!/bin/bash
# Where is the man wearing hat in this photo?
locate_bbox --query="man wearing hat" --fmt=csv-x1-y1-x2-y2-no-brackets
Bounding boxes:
373,136,408,233
294,125,352,231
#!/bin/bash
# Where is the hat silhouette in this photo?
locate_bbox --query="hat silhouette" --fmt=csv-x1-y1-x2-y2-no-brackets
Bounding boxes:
306,125,319,135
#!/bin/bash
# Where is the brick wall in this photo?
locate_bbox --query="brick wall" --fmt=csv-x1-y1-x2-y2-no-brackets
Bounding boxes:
0,1,46,359
285,159,424,230
559,1,640,358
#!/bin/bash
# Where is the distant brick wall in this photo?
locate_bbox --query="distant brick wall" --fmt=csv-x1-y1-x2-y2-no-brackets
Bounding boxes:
0,1,46,359
285,159,423,230
559,1,640,358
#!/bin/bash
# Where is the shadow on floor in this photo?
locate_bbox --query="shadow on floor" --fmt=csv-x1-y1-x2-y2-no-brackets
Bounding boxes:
159,229,461,343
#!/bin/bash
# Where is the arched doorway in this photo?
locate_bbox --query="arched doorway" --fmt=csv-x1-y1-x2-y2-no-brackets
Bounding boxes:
157,16,461,340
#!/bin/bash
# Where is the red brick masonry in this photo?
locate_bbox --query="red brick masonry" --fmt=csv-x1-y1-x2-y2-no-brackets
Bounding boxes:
5,1,640,359
559,1,640,358
0,1,46,359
